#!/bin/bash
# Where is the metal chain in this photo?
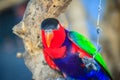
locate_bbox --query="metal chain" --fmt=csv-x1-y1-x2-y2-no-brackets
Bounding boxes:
93,0,102,58
66,0,102,58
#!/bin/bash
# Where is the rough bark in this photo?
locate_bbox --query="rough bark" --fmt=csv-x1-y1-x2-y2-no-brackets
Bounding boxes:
12,0,72,80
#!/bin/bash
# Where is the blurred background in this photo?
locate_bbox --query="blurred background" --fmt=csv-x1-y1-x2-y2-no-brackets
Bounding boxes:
0,0,32,80
0,0,119,80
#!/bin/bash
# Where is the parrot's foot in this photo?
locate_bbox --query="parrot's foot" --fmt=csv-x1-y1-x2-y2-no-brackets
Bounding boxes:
82,57,100,71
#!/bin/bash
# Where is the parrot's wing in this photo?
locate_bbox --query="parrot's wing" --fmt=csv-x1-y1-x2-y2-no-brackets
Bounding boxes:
68,31,111,77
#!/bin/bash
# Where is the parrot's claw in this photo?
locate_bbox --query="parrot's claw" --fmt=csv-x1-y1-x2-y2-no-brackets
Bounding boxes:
82,57,100,71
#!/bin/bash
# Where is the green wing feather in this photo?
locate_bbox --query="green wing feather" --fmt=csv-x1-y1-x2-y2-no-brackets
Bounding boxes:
68,31,111,76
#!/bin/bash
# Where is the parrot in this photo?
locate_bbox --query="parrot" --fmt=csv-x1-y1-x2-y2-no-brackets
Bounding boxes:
40,18,112,80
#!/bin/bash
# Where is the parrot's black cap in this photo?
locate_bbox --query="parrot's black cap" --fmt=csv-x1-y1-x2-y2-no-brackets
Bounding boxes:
41,18,59,30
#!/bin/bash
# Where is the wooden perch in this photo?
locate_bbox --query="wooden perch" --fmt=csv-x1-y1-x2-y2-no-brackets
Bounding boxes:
13,0,72,80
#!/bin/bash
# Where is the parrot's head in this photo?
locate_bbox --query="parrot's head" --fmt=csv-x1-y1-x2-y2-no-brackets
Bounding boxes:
41,18,66,48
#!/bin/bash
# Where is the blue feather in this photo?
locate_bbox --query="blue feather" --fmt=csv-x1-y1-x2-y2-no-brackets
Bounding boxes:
53,30,110,80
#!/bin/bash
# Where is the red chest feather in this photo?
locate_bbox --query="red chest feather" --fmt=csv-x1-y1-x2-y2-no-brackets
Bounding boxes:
44,46,66,59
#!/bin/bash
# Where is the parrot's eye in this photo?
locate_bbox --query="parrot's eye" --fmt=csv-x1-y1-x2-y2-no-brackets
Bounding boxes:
41,18,59,30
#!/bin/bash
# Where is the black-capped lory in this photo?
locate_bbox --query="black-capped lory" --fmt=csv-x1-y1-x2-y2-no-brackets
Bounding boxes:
40,18,112,80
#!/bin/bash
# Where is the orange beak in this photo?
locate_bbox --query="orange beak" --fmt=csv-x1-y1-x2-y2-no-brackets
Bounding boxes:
45,31,54,48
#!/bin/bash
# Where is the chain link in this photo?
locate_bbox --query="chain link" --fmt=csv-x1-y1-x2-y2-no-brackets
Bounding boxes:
67,0,102,58
93,0,102,59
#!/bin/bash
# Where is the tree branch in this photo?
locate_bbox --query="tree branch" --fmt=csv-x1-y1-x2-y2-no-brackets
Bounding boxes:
12,0,72,80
